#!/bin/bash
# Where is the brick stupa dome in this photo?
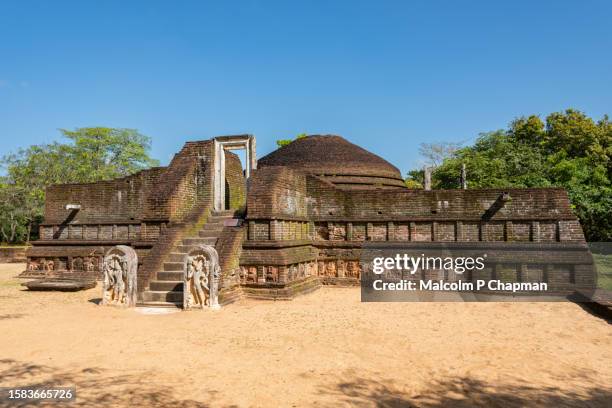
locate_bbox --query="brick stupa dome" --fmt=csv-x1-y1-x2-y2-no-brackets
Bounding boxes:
258,135,406,189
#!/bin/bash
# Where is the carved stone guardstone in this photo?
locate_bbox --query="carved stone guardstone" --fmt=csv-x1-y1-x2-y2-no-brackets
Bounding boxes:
102,245,138,307
183,245,221,310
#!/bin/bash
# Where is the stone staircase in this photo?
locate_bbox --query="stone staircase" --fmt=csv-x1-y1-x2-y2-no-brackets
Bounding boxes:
139,210,236,308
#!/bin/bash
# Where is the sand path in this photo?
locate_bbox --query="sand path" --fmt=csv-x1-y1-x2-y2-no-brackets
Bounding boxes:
1,264,610,407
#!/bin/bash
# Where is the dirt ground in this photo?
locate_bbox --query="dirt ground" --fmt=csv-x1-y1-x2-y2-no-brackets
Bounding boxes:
0,264,611,407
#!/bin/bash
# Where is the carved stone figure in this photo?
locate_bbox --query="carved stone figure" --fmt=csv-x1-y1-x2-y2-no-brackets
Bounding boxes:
102,245,138,307
289,264,298,280
266,266,278,282
72,257,83,271
346,260,360,278
337,260,346,278
326,261,336,277
246,266,257,283
317,261,325,276
183,245,220,310
84,257,96,272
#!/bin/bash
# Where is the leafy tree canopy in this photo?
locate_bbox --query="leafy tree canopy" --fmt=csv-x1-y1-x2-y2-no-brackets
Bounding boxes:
0,127,159,243
408,109,612,241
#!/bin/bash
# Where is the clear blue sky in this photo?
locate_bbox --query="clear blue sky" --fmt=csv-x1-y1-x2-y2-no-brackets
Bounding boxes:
1,0,611,175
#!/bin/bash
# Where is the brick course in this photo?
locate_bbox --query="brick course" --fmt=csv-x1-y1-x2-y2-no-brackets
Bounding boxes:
23,134,595,300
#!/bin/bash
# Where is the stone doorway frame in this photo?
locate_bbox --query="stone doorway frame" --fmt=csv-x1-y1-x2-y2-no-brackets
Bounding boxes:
213,135,256,212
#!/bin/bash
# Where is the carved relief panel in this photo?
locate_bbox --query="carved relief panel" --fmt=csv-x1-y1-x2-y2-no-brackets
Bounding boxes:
184,245,220,310
102,245,138,307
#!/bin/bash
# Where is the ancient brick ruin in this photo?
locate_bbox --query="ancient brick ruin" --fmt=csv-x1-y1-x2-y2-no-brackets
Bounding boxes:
21,134,596,305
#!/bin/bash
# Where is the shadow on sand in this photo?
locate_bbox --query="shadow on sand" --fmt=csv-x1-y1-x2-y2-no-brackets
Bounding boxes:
319,373,612,407
0,314,25,320
0,359,227,408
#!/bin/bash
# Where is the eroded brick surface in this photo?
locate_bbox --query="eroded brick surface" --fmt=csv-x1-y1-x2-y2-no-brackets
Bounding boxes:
24,135,594,300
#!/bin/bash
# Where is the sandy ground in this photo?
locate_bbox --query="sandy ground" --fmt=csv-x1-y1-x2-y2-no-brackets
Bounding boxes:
0,264,611,407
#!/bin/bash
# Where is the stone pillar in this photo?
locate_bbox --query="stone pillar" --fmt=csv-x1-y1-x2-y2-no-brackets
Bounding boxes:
460,163,467,189
518,264,527,283
249,135,257,171
278,266,288,284
531,221,540,242
269,220,279,241
248,221,255,240
257,266,266,284
424,166,432,191
505,221,513,241
455,221,463,241
308,221,315,239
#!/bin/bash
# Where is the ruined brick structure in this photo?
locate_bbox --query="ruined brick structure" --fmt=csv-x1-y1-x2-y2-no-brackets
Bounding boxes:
22,134,596,304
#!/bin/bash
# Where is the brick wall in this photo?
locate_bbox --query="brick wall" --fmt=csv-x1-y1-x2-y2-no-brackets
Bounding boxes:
242,166,591,293
44,167,165,224
142,140,214,222
0,246,28,263
27,139,218,289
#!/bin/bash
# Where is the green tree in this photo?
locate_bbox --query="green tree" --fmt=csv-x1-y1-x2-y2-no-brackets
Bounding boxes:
0,127,159,243
276,133,308,148
405,169,424,189
410,109,611,241
434,130,550,189
0,182,29,243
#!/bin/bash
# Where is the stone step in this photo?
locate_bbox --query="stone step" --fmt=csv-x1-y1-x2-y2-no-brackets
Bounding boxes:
198,230,221,238
163,261,184,272
167,252,187,263
182,237,217,247
202,223,224,231
200,229,222,236
157,271,183,281
212,210,235,216
208,215,234,222
176,245,216,253
150,280,183,291
142,290,183,303
137,301,182,308
141,213,241,308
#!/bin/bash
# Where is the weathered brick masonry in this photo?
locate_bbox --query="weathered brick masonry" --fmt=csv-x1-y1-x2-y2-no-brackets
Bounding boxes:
23,134,595,302
241,135,594,297
0,246,28,263
23,137,247,303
